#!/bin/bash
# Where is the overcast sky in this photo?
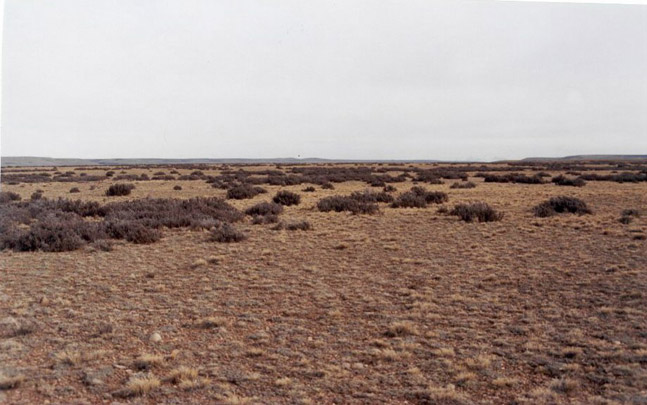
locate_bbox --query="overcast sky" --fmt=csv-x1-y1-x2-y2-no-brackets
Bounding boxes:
2,0,646,160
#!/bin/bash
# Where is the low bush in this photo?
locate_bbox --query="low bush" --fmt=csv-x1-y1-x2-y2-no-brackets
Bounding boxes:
533,196,592,217
391,187,448,208
619,209,641,224
450,181,476,189
321,182,335,190
302,186,316,192
484,173,545,184
226,185,266,200
317,195,378,215
251,214,279,225
0,197,244,252
274,220,312,231
210,223,246,243
2,213,106,252
106,183,135,197
383,185,397,192
69,187,81,193
390,192,426,208
273,190,301,206
105,221,161,244
552,175,586,187
245,202,283,217
350,190,394,203
450,202,503,222
0,191,21,203
173,185,182,191
31,192,43,200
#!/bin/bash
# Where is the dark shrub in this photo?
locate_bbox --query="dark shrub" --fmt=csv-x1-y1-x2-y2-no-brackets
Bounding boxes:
104,221,161,244
621,209,641,217
69,187,81,193
391,187,448,208
105,171,115,177
533,196,592,217
251,214,279,225
302,186,316,192
273,220,311,231
91,239,113,252
245,202,283,216
391,192,427,208
620,209,641,224
104,197,243,228
321,182,335,190
552,175,586,187
3,213,105,252
226,184,266,200
0,191,21,203
383,185,397,192
273,190,301,206
210,223,246,243
31,192,43,200
350,190,394,204
450,181,476,189
106,183,135,196
484,173,545,184
317,196,379,215
619,216,633,225
173,185,182,191
450,203,503,222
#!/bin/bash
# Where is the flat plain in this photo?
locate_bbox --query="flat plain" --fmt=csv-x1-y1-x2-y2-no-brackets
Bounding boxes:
1,161,646,404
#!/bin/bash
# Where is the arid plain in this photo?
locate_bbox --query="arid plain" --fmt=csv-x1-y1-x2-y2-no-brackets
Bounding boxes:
1,161,646,404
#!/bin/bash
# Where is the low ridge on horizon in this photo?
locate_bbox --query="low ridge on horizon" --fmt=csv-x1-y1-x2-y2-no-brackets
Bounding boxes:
2,154,646,167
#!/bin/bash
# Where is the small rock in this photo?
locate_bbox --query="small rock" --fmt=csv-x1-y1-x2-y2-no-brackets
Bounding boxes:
149,332,162,343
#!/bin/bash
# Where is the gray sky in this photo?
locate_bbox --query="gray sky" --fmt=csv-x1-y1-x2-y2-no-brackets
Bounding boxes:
2,0,646,161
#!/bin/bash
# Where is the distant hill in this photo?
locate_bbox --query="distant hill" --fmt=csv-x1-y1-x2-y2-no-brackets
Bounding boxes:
2,155,645,167
522,155,647,162
1,156,439,167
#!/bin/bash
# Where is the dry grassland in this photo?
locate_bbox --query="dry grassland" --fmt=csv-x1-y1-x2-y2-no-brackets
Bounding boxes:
1,162,646,404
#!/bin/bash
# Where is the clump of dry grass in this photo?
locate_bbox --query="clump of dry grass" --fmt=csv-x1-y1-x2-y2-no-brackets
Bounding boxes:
124,374,161,396
0,374,25,390
191,258,208,268
165,366,208,391
274,377,292,387
134,353,164,370
54,349,106,365
384,321,419,337
492,377,519,388
550,377,579,394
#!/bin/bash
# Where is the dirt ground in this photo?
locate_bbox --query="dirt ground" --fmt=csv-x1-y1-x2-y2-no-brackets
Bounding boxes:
1,163,646,404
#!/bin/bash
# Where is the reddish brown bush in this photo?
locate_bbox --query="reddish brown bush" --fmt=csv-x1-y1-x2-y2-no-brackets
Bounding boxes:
0,191,21,203
533,196,592,217
226,184,266,200
450,203,503,222
317,196,378,215
210,223,246,243
106,183,135,196
273,190,301,206
245,202,284,217
450,181,476,189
